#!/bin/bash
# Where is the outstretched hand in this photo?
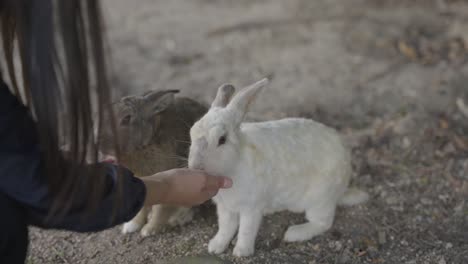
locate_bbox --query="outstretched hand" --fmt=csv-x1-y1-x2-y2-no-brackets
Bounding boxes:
141,169,232,207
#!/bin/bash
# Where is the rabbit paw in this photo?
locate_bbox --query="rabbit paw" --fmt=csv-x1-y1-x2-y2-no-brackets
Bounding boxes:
140,224,160,237
284,223,323,242
122,221,142,234
168,208,194,226
208,236,230,254
233,243,254,257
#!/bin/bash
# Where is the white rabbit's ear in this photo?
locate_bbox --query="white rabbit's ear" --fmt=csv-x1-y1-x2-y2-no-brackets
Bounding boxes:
211,84,235,108
142,90,179,117
227,78,268,121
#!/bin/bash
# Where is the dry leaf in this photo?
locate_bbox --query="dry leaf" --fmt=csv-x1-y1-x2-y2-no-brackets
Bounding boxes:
456,98,468,119
398,40,417,60
452,135,468,151
439,119,449,130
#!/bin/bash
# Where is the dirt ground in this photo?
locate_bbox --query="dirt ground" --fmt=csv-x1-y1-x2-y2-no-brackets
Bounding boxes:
28,0,468,263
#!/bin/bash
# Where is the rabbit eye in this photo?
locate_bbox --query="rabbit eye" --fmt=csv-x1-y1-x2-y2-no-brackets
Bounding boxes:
120,115,131,126
218,135,227,146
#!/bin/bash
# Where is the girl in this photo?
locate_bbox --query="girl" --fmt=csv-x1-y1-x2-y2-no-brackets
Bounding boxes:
0,1,232,263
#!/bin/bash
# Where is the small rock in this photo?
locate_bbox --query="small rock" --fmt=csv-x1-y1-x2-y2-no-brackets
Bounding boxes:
438,194,449,203
334,241,343,251
378,230,386,245
166,255,228,264
421,198,433,205
380,190,388,199
386,196,398,205
454,201,465,214
164,39,176,51
402,137,411,148
446,243,453,249
392,205,405,212
338,251,351,264
438,257,447,264
367,246,378,257
311,244,320,251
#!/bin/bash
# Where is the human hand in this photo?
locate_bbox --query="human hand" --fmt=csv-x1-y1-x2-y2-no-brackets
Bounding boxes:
142,168,232,207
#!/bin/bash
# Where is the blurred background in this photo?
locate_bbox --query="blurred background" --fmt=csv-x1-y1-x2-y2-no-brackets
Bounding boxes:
105,0,467,122
29,1,468,263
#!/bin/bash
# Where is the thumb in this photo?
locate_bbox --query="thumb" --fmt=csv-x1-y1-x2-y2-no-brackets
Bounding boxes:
219,176,233,188
204,176,232,191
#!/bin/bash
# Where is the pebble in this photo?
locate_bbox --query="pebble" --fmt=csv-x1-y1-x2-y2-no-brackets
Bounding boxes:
378,230,387,245
367,246,378,258
421,198,433,205
335,241,343,251
311,244,320,251
402,137,411,148
166,255,228,264
338,251,351,264
437,194,449,203
386,196,398,205
438,257,447,264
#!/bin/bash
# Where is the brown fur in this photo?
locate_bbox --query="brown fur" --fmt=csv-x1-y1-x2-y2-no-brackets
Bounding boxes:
120,97,206,175
100,91,207,236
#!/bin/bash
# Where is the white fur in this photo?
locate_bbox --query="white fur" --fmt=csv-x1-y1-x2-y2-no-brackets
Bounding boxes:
456,98,468,119
122,206,193,237
122,221,143,234
188,78,368,257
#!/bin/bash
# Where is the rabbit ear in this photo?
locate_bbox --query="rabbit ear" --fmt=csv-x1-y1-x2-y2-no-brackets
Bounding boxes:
227,78,268,121
121,95,136,104
142,90,179,116
211,84,235,108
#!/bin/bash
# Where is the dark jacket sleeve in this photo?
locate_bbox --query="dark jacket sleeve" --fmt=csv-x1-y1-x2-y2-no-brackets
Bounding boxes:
0,80,146,232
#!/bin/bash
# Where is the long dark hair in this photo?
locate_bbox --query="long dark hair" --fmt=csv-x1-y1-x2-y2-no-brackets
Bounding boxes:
0,0,120,216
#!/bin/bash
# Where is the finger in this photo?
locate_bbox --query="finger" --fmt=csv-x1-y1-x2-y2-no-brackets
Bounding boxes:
203,175,222,191
207,175,232,190
184,169,232,189
204,189,219,200
219,176,232,188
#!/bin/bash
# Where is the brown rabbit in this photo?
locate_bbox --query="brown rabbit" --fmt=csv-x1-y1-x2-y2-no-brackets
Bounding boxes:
99,89,207,236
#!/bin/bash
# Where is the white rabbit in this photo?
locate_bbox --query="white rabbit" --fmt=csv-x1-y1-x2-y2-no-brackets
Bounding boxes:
188,78,368,257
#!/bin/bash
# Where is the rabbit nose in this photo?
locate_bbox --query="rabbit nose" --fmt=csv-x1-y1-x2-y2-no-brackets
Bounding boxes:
188,137,208,170
188,159,204,170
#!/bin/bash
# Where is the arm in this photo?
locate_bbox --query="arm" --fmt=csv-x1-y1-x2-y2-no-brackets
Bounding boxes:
0,81,145,232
